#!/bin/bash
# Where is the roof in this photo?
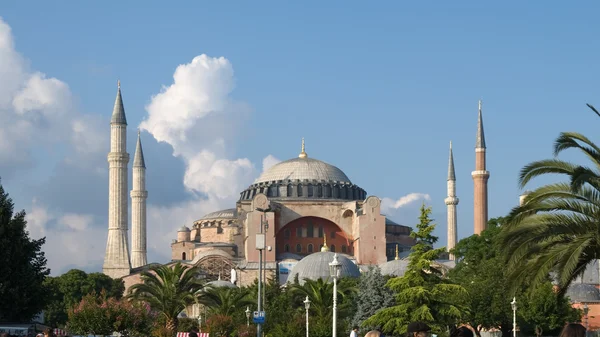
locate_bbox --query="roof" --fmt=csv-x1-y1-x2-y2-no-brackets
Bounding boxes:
198,208,237,221
476,100,486,149
379,259,409,277
178,225,190,232
133,131,146,168
111,82,127,125
287,252,360,284
448,141,456,180
255,157,351,184
206,279,237,288
190,249,232,264
566,283,600,303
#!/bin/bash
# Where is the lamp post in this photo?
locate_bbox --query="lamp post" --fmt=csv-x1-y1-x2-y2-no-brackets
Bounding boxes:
329,253,342,337
511,297,517,337
245,306,251,327
584,303,589,333
255,206,271,337
198,313,202,331
304,296,311,337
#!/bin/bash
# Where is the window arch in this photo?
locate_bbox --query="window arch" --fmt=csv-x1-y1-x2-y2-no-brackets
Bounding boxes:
284,244,290,252
284,228,291,239
308,244,314,253
217,225,223,234
297,184,303,197
182,252,187,260
296,244,302,253
330,244,336,252
341,245,347,253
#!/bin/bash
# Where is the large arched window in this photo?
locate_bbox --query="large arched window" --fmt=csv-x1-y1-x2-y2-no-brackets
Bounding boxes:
297,184,303,197
308,244,314,253
296,244,302,253
182,252,187,260
284,228,291,239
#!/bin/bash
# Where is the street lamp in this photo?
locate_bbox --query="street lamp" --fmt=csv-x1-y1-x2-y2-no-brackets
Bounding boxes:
255,206,271,337
245,306,251,327
329,253,342,337
198,313,202,331
303,296,311,337
584,303,589,333
511,297,517,337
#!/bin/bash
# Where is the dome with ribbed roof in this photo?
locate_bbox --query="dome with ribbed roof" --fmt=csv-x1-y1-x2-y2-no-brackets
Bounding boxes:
287,252,360,284
206,278,237,288
255,157,351,184
566,283,600,303
379,259,409,277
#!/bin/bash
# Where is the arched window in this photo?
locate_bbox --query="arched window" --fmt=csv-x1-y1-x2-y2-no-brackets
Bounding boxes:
182,252,187,260
287,184,293,197
308,244,314,253
296,244,302,253
341,245,347,253
217,225,223,234
307,224,314,237
284,244,290,252
330,245,336,252
318,225,324,238
297,184,303,197
284,228,291,239
331,231,336,238
307,184,313,197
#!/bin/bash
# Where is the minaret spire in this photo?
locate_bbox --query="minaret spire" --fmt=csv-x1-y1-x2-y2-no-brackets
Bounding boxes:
131,131,148,268
445,141,459,260
103,81,131,278
299,138,307,158
472,100,490,235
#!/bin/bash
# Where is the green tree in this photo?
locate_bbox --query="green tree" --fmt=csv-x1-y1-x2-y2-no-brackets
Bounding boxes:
501,104,600,290
0,180,50,322
44,269,124,327
129,263,204,334
364,204,467,336
519,282,581,337
351,266,394,331
199,286,254,316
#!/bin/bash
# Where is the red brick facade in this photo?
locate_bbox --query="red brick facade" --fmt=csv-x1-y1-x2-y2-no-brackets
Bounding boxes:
276,216,353,257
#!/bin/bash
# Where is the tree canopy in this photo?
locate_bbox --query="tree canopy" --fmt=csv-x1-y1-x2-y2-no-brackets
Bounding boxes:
0,180,50,322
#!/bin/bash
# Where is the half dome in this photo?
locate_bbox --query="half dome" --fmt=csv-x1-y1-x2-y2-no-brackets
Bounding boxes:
287,251,360,284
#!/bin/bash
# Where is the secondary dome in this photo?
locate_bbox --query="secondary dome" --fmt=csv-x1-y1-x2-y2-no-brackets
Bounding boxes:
239,140,367,201
287,251,360,284
566,283,600,303
379,259,409,277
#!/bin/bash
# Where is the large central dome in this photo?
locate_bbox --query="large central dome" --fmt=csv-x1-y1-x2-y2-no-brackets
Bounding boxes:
239,140,367,201
255,157,351,184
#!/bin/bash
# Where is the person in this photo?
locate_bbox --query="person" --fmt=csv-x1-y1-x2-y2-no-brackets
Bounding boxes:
43,329,55,337
559,323,586,337
350,326,359,337
407,322,432,337
365,331,381,337
450,326,474,337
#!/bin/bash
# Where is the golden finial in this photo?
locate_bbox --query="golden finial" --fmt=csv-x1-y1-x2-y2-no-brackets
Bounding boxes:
321,234,329,252
118,79,121,89
395,244,399,260
299,138,307,158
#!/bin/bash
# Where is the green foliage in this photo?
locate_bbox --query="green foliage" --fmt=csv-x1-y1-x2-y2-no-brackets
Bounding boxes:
177,318,199,333
289,277,357,322
519,282,581,337
352,266,394,331
206,314,234,336
43,269,124,327
199,286,254,316
365,204,468,336
67,291,156,337
129,263,204,334
501,108,600,291
0,180,50,322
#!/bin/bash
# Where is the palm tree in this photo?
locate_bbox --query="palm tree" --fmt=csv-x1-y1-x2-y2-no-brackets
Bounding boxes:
289,278,357,320
198,286,254,316
128,263,204,334
501,104,600,291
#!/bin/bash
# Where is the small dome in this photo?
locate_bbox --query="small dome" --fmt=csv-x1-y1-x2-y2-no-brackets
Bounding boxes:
206,279,237,288
255,157,351,184
379,259,409,277
566,283,600,303
198,208,237,221
287,252,360,284
178,225,190,232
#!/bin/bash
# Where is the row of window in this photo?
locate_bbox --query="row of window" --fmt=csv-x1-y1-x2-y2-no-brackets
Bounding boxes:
283,226,337,239
283,243,348,254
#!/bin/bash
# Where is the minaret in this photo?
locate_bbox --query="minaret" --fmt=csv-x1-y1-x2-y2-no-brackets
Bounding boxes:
103,80,131,278
130,130,148,269
472,100,490,235
445,141,459,260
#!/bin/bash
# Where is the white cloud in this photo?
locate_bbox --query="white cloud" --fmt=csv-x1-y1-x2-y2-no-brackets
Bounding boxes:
381,193,431,213
262,154,281,173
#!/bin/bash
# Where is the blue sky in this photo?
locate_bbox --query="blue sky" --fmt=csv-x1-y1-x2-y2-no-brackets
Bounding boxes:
1,1,599,274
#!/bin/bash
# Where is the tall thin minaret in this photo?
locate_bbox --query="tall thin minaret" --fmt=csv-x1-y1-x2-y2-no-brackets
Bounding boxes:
130,130,148,268
103,80,131,278
472,100,490,235
445,141,459,260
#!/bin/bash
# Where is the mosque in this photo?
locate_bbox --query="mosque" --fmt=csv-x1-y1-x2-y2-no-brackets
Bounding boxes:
100,83,600,328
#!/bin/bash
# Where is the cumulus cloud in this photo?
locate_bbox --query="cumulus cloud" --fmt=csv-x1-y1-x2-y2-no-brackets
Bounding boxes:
381,193,431,213
262,154,281,173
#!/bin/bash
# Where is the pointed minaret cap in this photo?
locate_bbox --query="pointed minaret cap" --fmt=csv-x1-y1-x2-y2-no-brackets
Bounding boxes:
321,234,329,252
476,99,486,149
111,80,127,125
448,141,456,181
133,129,146,168
298,138,307,158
